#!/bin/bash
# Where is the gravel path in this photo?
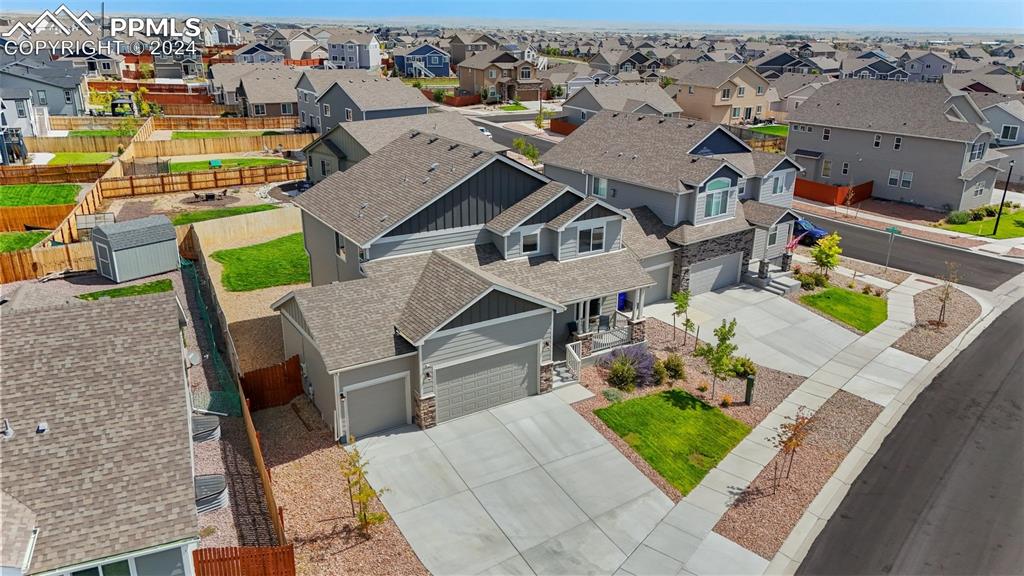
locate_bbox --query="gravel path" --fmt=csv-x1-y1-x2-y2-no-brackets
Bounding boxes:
253,398,427,576
714,391,881,559
892,285,982,360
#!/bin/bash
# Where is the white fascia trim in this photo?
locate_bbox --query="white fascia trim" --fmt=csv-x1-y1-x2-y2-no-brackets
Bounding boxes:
429,307,551,339
410,285,564,346
36,538,200,576
279,308,321,353
329,351,418,376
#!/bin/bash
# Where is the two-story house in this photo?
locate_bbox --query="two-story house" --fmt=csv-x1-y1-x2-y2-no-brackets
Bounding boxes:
561,83,682,126
300,76,434,132
232,42,285,64
392,44,452,78
457,50,541,102
899,50,954,82
0,57,87,116
448,32,501,64
236,67,303,117
588,50,660,75
665,62,774,124
325,29,382,70
294,68,375,130
542,112,803,301
786,80,1001,211
266,29,318,60
277,131,654,440
767,73,834,122
970,93,1024,147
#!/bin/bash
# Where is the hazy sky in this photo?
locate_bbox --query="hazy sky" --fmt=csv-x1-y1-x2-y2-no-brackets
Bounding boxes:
5,0,1023,32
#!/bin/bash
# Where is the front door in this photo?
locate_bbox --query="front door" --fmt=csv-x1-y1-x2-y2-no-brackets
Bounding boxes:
744,107,753,120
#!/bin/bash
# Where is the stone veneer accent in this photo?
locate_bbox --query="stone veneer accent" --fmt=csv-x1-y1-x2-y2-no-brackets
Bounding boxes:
577,332,594,357
629,318,646,344
539,364,553,394
413,394,436,429
671,229,755,293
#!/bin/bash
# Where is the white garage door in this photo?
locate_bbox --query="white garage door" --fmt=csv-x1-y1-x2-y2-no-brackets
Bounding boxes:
345,377,408,440
435,345,537,423
644,265,673,303
689,252,742,295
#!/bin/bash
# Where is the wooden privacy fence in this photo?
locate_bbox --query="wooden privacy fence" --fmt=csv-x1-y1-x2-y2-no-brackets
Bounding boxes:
153,116,300,131
0,204,76,232
24,136,130,153
241,356,304,411
48,116,124,130
240,373,288,545
795,178,874,205
160,103,240,116
132,134,315,158
0,242,95,283
99,163,305,198
87,80,210,93
0,164,111,184
192,546,295,576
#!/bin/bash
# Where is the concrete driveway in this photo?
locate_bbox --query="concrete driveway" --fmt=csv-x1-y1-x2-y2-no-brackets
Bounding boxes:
647,285,858,377
356,389,672,576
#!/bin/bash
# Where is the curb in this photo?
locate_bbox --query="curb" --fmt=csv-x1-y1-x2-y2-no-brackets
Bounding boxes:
765,277,1024,575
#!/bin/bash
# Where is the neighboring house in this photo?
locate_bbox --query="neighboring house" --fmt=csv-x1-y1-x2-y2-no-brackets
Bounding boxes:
899,50,954,82
203,21,243,45
561,83,682,126
266,29,318,60
233,42,285,64
542,112,802,302
326,29,382,70
843,58,909,81
589,50,660,75
0,58,87,116
57,52,124,78
0,87,44,136
0,295,199,576
665,62,774,124
295,68,375,130
279,131,653,440
767,73,833,122
943,71,1021,94
237,68,303,117
209,63,289,104
752,51,824,78
796,42,838,59
153,53,203,80
970,93,1024,147
393,44,452,78
448,32,501,64
308,77,434,132
786,80,1001,211
303,111,506,181
457,50,541,102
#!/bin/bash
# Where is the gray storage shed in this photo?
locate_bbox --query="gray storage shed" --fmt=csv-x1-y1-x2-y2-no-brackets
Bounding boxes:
91,215,179,283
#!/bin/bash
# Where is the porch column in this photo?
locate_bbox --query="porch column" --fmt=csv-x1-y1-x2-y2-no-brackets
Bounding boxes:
581,299,590,333
636,288,646,319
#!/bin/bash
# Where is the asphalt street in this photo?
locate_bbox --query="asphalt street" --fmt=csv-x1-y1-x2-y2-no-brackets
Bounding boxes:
798,213,1023,291
799,298,1024,575
468,118,556,154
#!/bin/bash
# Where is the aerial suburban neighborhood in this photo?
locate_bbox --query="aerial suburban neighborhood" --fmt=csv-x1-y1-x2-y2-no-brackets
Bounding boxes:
0,2,1022,576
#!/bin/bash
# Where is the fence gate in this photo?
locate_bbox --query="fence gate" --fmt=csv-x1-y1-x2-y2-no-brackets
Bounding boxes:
193,545,295,576
241,355,305,411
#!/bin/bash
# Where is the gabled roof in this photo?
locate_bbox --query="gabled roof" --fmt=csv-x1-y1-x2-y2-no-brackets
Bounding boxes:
313,111,505,157
318,77,434,111
544,196,628,231
740,199,800,228
620,206,675,259
769,72,832,98
564,83,682,115
665,61,747,87
666,201,752,245
296,68,374,95
238,67,303,104
93,215,175,250
458,50,523,70
484,182,581,235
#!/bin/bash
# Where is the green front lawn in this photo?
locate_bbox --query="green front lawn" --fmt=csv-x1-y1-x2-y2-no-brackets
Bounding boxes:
210,233,309,292
749,124,789,137
168,158,292,173
801,287,888,332
595,390,750,495
0,184,80,206
48,152,115,165
77,279,173,300
172,204,278,225
500,104,529,111
0,231,49,252
171,130,286,140
68,129,133,137
939,210,1024,239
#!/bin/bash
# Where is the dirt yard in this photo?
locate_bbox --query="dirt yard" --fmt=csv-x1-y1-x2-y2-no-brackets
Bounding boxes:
103,184,283,222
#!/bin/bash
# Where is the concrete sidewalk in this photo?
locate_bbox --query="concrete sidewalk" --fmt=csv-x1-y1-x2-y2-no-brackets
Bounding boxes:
619,275,936,576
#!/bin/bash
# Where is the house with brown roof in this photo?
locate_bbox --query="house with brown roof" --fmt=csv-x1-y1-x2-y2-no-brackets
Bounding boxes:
306,76,435,132
561,83,682,126
457,50,541,102
236,67,303,117
276,131,654,440
0,295,200,576
664,62,775,124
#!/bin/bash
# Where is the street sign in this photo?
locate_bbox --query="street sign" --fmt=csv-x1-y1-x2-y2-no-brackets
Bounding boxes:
884,226,901,271
885,226,902,235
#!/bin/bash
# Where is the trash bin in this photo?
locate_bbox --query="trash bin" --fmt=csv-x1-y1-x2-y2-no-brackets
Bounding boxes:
745,375,755,405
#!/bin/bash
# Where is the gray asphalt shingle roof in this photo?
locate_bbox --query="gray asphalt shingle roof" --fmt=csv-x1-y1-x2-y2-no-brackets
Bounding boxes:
336,111,505,155
484,182,578,235
666,202,753,245
238,68,303,104
320,77,434,111
740,199,800,227
566,83,681,115
93,215,175,250
0,295,197,574
664,61,746,86
621,207,675,259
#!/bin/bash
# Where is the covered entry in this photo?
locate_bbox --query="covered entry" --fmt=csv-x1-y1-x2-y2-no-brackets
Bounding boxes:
689,252,742,295
343,374,410,440
434,344,538,423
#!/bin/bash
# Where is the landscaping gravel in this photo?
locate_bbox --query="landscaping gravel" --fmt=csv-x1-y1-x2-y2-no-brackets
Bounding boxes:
793,245,911,284
893,285,981,360
571,318,805,502
714,391,881,559
253,398,427,576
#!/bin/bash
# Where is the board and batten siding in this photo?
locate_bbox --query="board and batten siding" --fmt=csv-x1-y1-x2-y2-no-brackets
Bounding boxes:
441,291,544,331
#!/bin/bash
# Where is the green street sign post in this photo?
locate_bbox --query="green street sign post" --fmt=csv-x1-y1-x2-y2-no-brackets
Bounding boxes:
884,226,902,272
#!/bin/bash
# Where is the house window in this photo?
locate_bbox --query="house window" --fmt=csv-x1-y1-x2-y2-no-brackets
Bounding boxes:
703,179,731,218
64,90,73,105
900,171,913,189
1001,125,1019,141
521,232,539,255
36,90,47,105
722,88,732,100
323,103,331,117
771,175,784,195
15,100,26,118
687,85,694,94
593,177,608,198
737,86,745,97
841,162,849,176
488,69,496,79
888,169,900,186
577,225,605,254
519,67,531,79
281,102,294,115
320,160,327,176
253,103,266,115
873,134,881,148
894,136,902,150
972,183,985,197
301,111,306,123
969,141,987,161
821,159,832,178
731,107,740,118
756,105,762,115
756,85,764,95
822,128,830,141
345,108,353,121
767,225,779,246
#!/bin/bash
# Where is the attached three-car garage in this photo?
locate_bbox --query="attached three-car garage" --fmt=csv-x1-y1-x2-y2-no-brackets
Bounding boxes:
434,344,538,423
688,252,743,295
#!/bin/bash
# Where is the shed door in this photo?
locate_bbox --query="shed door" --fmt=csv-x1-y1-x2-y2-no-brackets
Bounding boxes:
688,252,742,295
96,244,113,280
644,265,672,303
434,345,537,423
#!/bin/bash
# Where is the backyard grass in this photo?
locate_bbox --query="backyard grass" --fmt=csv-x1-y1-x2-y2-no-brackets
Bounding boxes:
801,286,888,332
171,204,278,226
595,389,750,495
0,184,79,206
171,130,286,140
48,152,115,165
77,279,173,300
749,124,789,137
168,158,293,173
0,231,50,252
500,104,529,111
402,77,458,86
938,210,1024,239
210,232,309,292
68,129,133,137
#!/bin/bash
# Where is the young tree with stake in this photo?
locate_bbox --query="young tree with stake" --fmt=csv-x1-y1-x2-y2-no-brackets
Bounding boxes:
671,290,695,345
695,318,738,401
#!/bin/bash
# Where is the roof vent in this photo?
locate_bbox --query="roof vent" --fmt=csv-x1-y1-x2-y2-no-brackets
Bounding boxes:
1,419,12,440
428,137,439,144
410,130,421,138
617,152,623,157
471,150,483,157
422,176,430,184
428,162,439,172
36,421,48,435
379,214,389,223
687,122,695,128
448,143,460,151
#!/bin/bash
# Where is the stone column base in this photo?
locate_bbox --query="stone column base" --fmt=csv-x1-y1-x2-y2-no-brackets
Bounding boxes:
413,395,437,429
540,363,553,394
629,318,647,344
